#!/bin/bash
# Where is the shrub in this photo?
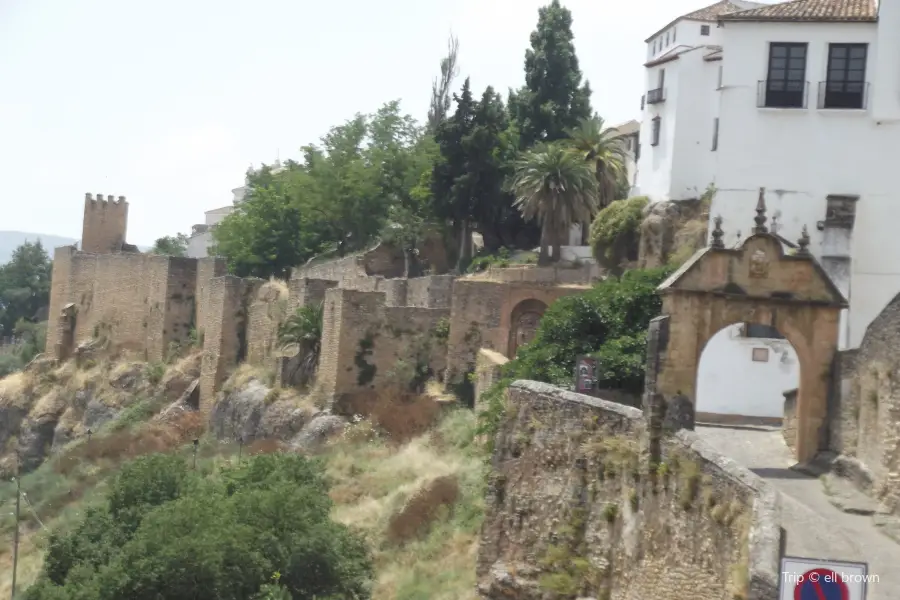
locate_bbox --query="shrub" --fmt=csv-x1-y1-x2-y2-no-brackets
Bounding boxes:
589,196,649,269
25,453,373,600
278,302,324,386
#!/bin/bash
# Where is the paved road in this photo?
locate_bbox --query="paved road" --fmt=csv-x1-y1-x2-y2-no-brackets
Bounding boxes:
697,425,900,600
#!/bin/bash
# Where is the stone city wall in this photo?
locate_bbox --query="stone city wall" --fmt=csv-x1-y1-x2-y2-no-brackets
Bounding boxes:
195,257,227,339
245,280,290,367
477,381,782,600
318,288,449,414
199,275,264,413
828,291,900,511
46,247,197,363
445,279,587,385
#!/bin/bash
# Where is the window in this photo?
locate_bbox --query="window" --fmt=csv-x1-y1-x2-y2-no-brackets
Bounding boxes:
717,64,723,89
711,118,719,151
673,27,676,43
744,323,784,339
763,42,807,108
822,43,867,109
652,40,657,54
650,117,661,146
658,68,666,89
665,32,670,46
701,24,710,35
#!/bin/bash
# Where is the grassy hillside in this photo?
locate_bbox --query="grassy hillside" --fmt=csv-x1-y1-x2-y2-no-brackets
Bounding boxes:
0,358,485,599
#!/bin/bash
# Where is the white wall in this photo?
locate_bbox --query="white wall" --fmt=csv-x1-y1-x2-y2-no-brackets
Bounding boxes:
696,324,799,419
186,231,212,259
710,19,900,348
636,47,721,203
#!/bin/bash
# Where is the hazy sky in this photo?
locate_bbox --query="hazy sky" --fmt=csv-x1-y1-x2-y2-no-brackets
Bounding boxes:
2,0,724,246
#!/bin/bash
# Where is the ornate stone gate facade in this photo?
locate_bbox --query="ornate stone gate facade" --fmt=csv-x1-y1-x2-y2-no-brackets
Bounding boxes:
646,191,847,463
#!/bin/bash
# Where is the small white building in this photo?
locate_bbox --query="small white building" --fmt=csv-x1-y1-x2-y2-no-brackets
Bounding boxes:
636,0,900,421
186,160,284,259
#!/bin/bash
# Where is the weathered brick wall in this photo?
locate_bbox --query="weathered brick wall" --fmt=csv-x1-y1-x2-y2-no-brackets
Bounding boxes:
834,291,900,512
45,250,197,363
407,275,454,308
783,388,798,453
293,242,405,282
81,193,129,254
477,381,782,600
446,279,587,385
199,276,264,413
286,277,338,313
195,257,227,339
161,257,198,359
246,281,289,366
318,288,449,414
46,246,76,357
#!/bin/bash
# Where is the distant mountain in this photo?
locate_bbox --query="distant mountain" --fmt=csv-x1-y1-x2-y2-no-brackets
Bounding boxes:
0,231,78,264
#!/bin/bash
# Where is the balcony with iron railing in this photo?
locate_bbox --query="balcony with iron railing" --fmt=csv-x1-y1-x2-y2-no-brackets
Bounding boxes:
817,81,869,110
646,87,666,104
756,80,809,109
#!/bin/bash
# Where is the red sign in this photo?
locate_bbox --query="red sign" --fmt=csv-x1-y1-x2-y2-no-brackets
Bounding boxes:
793,568,850,600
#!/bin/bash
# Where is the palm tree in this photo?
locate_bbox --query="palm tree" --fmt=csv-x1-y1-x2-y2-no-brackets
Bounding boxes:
508,143,599,264
278,302,324,386
566,116,629,211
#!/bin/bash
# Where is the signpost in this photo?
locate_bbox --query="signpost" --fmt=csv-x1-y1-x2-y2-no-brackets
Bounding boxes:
574,355,597,395
780,556,870,600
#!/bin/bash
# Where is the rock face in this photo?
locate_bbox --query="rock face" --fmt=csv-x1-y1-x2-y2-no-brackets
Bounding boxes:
637,199,708,269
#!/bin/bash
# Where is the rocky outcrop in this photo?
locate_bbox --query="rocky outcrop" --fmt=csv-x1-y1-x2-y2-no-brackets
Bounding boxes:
637,199,708,269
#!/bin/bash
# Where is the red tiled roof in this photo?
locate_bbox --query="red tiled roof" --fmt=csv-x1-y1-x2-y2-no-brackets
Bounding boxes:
720,0,878,22
645,1,766,41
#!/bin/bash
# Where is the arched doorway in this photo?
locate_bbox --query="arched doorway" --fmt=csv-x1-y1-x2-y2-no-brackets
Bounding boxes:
647,192,846,463
508,299,548,357
696,322,800,424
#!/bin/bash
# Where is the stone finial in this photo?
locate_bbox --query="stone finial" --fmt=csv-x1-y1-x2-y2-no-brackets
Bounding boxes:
797,225,810,255
85,192,93,201
117,195,126,203
753,187,768,234
710,215,725,248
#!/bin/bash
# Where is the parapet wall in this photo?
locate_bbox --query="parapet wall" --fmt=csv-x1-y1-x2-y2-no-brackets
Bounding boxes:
477,381,782,600
46,246,197,363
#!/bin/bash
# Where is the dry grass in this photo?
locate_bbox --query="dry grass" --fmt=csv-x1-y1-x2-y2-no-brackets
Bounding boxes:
54,412,205,476
370,387,443,445
0,371,36,408
386,474,460,544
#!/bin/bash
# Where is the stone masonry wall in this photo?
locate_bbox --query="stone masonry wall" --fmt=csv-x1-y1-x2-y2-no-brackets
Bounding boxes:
783,388,798,453
195,257,227,340
477,381,782,600
246,281,289,367
199,276,264,413
831,291,900,512
81,193,129,254
407,275,454,308
46,248,198,363
318,288,449,414
446,279,587,385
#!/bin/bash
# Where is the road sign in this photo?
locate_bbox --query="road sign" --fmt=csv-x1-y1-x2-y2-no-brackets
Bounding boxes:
574,355,597,394
779,556,869,600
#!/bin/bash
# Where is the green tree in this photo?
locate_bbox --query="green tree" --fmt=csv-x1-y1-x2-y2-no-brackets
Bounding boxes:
427,34,460,132
150,233,189,257
26,453,373,600
0,240,52,338
508,143,598,264
433,77,479,270
509,0,593,148
278,302,324,386
566,116,629,210
589,196,649,271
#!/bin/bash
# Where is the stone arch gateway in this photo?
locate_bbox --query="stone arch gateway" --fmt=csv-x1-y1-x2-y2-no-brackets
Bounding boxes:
646,193,848,463
507,298,548,357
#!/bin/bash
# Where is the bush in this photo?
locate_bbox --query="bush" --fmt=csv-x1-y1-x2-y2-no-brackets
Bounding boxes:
589,196,649,269
477,267,671,446
25,453,373,600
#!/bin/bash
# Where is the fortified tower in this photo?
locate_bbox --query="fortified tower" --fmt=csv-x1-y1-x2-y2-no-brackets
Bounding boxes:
82,192,129,254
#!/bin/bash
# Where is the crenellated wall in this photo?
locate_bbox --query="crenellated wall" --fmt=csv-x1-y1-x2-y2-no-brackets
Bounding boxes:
81,193,129,254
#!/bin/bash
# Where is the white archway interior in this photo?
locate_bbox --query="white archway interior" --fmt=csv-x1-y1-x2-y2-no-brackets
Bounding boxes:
696,322,800,421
